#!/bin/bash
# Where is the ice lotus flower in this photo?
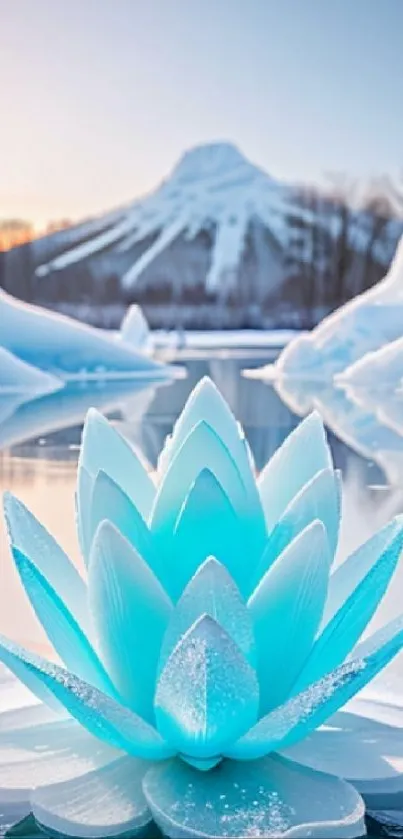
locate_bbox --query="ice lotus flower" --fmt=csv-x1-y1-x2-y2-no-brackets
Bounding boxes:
1,377,403,838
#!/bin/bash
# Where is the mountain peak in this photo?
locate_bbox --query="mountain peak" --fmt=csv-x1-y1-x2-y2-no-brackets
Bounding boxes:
171,142,253,184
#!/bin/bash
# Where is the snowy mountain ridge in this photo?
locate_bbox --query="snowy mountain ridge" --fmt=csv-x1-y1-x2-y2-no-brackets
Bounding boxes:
36,142,305,292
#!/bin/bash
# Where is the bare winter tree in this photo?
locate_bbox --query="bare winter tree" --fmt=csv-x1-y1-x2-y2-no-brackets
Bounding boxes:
323,172,357,301
323,171,403,301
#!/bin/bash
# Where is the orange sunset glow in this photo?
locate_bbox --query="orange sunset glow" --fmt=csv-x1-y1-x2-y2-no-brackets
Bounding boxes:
0,218,72,251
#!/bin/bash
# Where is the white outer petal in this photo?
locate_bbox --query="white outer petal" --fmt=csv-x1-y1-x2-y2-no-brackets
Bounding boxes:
31,756,151,838
0,716,120,817
282,705,403,809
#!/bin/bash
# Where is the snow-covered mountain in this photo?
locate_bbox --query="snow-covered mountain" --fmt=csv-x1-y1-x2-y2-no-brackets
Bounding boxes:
35,142,304,294
2,142,402,330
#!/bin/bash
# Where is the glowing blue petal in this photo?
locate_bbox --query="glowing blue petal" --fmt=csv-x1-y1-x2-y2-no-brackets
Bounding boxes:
155,615,259,759
152,421,266,564
248,521,330,714
159,558,256,672
0,637,173,760
252,468,339,586
3,493,89,636
158,376,266,520
76,465,93,562
158,377,243,473
78,409,155,561
294,523,403,693
11,547,116,698
353,611,403,659
258,411,332,531
0,636,63,712
227,618,403,759
89,470,157,576
152,422,245,553
88,522,172,722
158,376,254,484
32,757,152,839
322,517,403,628
143,755,365,839
156,469,251,599
152,421,248,539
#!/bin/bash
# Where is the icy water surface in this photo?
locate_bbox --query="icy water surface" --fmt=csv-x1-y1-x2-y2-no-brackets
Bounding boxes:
1,350,403,837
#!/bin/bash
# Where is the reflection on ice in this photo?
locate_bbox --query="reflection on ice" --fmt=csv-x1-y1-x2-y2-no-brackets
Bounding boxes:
0,377,169,452
246,364,403,489
0,346,62,397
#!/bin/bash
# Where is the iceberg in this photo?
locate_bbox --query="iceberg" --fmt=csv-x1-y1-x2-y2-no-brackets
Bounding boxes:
118,305,151,350
0,346,62,396
267,234,403,381
0,290,174,381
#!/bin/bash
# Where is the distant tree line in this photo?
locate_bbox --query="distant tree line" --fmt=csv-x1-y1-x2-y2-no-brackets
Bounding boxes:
283,173,403,327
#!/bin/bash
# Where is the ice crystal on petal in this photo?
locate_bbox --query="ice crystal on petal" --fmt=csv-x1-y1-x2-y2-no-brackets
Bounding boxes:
155,615,259,758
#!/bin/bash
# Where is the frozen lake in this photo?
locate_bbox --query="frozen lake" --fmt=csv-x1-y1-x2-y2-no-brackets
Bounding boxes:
0,349,403,837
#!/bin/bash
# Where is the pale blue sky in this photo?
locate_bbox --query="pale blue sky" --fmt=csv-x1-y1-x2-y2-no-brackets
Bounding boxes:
1,0,402,227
